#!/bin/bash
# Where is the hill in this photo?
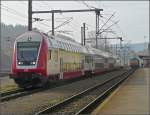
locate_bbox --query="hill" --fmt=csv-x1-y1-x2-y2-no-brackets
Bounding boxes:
130,43,148,52
0,23,27,71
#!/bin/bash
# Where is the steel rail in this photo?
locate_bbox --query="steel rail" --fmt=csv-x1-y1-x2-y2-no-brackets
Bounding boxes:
0,72,95,102
0,69,122,102
1,88,23,97
0,88,45,102
0,69,128,103
76,69,136,115
35,69,133,115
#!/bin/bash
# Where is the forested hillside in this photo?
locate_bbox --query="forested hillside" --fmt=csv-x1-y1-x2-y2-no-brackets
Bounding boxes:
0,23,27,71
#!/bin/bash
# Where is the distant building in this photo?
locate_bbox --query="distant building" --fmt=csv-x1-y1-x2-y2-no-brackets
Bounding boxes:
137,49,150,67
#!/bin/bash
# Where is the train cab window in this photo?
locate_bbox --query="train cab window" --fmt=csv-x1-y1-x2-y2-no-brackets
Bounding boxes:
17,42,40,65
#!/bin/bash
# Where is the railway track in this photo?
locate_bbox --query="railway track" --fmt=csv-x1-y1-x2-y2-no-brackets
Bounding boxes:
35,68,136,115
0,77,87,102
0,81,70,102
0,69,121,102
0,69,130,103
0,88,45,102
0,77,85,102
1,88,23,97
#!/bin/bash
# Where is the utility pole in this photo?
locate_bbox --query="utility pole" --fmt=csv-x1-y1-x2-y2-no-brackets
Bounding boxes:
95,10,100,49
148,36,150,67
52,12,54,36
123,46,126,65
0,0,1,72
120,38,122,65
83,23,86,45
81,27,84,45
149,36,150,56
105,37,107,51
116,44,118,55
28,0,32,31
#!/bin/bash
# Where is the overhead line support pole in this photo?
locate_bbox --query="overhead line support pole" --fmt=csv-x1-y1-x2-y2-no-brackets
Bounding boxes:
32,9,103,36
96,13,98,48
149,36,150,56
95,10,100,49
81,27,84,45
52,12,54,36
120,39,122,65
28,0,32,31
83,23,86,45
32,9,103,14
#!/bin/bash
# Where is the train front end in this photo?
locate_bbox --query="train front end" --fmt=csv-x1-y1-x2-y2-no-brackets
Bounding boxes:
10,31,48,88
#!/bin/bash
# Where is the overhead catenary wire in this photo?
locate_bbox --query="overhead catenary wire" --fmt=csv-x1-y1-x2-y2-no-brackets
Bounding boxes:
81,1,92,9
2,10,28,22
98,12,116,34
2,1,121,40
1,4,28,18
98,20,120,35
31,1,77,34
46,17,73,33
1,3,52,29
60,14,82,31
101,16,126,38
32,1,78,32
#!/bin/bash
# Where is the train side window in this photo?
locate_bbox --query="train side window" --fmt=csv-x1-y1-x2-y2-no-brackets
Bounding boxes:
54,50,58,62
48,50,51,60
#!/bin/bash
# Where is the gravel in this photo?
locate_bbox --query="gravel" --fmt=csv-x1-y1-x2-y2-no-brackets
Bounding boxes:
0,69,127,115
49,72,127,114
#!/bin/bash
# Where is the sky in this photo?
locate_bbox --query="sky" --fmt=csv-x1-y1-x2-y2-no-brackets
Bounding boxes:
1,1,149,44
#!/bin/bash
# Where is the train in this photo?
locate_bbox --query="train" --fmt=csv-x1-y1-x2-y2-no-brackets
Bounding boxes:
129,57,139,68
10,31,121,88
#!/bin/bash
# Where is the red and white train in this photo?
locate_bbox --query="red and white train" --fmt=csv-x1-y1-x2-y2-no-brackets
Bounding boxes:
10,31,121,88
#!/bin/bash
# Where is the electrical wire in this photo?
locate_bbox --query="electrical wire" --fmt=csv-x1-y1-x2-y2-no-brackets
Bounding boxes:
1,4,27,18
99,20,120,34
46,17,73,33
101,16,126,38
81,1,92,9
98,12,116,33
1,4,52,30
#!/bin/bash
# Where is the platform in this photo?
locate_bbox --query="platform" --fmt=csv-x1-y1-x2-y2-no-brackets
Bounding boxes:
93,68,150,115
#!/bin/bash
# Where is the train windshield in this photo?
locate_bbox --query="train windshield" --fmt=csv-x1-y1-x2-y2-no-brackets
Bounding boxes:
17,42,40,65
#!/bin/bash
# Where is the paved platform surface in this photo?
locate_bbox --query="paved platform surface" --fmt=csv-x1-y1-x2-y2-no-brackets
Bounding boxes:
93,68,150,115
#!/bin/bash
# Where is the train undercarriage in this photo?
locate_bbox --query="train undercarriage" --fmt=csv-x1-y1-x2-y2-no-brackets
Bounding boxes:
10,72,47,88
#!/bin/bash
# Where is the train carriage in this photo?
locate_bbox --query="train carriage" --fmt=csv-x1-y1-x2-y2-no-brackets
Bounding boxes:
10,30,121,88
129,57,140,68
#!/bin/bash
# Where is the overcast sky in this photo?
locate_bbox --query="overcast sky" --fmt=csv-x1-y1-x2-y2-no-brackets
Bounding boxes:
1,1,149,44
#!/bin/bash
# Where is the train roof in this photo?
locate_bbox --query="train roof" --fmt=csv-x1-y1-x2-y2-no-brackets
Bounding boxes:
45,34,83,53
18,31,118,59
45,34,116,58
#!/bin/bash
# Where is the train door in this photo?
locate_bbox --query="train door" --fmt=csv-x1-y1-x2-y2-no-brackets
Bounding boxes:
81,58,84,76
59,58,63,79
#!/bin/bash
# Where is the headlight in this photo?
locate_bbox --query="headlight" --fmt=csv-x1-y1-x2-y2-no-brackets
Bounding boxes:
31,62,36,64
18,62,23,64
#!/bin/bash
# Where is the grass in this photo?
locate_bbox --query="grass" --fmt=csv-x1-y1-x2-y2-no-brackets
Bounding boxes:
0,84,18,93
